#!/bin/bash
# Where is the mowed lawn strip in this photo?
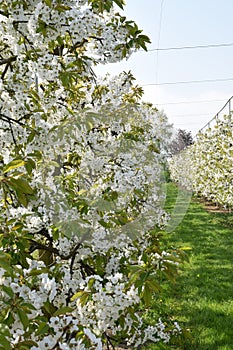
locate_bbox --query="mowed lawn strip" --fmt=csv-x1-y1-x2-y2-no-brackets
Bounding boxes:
145,183,233,350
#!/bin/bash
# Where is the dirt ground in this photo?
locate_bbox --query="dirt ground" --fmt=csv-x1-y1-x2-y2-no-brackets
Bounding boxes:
199,198,232,213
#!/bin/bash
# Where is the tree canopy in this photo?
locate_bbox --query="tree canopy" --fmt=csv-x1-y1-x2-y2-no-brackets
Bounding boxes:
169,129,193,156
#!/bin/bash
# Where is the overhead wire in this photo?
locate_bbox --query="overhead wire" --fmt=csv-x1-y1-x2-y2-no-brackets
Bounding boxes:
175,122,207,125
143,77,233,86
135,4,233,132
154,98,227,105
140,42,233,52
170,113,214,118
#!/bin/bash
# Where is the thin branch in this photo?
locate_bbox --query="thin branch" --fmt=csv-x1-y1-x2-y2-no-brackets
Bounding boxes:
29,239,60,256
29,239,80,261
69,243,80,276
104,332,116,350
0,56,17,66
89,67,97,86
0,113,27,127
36,227,53,243
29,231,88,261
1,63,10,80
13,22,38,54
9,121,18,147
69,229,91,274
0,45,8,54
0,112,39,134
89,35,104,45
69,38,88,52
0,11,9,18
79,260,96,275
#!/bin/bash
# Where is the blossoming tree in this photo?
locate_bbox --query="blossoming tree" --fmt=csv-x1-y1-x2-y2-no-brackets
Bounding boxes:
0,1,182,348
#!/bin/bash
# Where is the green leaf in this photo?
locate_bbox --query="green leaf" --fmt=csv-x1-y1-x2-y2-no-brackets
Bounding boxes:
146,278,160,293
2,285,14,298
139,41,148,51
142,282,152,306
29,267,49,276
3,159,25,173
113,0,125,9
54,4,71,12
8,178,34,194
43,0,52,6
0,324,10,337
71,291,90,305
0,259,10,271
42,301,56,316
118,315,125,328
53,306,74,316
138,34,151,43
0,256,11,274
17,308,29,329
25,158,36,175
98,219,113,229
60,72,70,86
103,190,118,201
35,322,49,336
3,310,14,326
27,130,36,143
180,246,192,251
122,45,127,57
36,19,48,35
29,89,40,102
0,335,11,350
15,191,28,207
20,302,37,311
15,340,38,348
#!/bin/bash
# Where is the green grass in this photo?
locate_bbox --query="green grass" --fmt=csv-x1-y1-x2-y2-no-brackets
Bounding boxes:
144,183,233,350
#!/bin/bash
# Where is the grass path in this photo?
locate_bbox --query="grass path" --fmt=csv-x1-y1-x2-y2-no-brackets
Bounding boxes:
147,183,233,350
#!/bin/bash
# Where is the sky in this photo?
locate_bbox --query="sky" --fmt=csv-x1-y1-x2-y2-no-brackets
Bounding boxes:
94,0,233,137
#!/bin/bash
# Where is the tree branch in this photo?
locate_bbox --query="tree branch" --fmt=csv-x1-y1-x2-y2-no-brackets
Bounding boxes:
0,56,17,66
0,113,27,127
0,112,40,133
9,121,18,147
1,62,10,80
29,230,88,261
29,239,60,256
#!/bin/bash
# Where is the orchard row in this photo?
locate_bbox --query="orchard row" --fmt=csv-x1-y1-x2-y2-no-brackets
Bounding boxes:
169,115,233,208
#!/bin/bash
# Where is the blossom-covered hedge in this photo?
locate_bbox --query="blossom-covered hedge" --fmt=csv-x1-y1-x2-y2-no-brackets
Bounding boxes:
0,1,182,348
169,115,233,208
